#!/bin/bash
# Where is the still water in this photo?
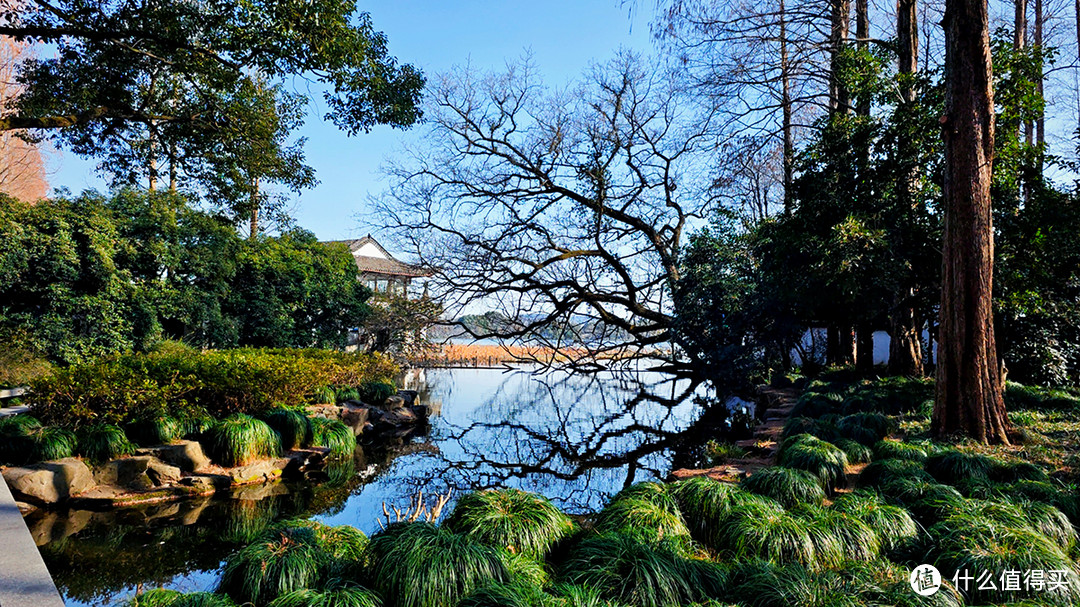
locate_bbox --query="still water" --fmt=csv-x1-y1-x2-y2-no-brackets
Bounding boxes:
29,367,721,606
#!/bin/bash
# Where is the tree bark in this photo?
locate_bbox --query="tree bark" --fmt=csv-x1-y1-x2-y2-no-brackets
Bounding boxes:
780,0,795,214
898,0,919,104
855,0,870,116
1034,0,1044,152
856,323,874,372
888,287,924,375
829,0,852,112
934,0,1011,443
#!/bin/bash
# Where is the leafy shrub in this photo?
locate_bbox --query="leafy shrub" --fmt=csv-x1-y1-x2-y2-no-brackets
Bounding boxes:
77,424,136,463
218,525,328,606
29,348,398,427
741,467,825,508
367,522,510,607
444,488,574,559
125,415,182,447
359,380,397,405
776,434,848,493
561,533,725,607
202,414,281,467
260,409,313,450
309,417,357,457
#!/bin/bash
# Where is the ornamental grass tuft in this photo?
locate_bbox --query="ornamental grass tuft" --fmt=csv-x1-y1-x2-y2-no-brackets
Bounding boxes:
366,522,511,607
858,458,932,489
217,525,328,606
309,417,357,457
668,476,741,547
312,385,337,405
29,426,77,462
444,488,574,559
872,439,927,462
593,496,692,548
126,415,182,447
456,581,550,607
260,409,313,450
924,450,996,485
716,500,822,569
77,424,136,463
798,506,881,563
831,491,918,551
266,583,382,607
833,438,873,464
741,467,826,508
560,532,725,607
776,434,848,493
202,414,281,467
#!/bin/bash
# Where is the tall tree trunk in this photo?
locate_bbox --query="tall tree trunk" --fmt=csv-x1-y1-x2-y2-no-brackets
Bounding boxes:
855,0,870,115
248,177,260,240
898,0,918,104
856,323,874,372
935,0,1011,443
1034,0,1044,154
889,287,924,375
780,0,795,214
829,0,852,112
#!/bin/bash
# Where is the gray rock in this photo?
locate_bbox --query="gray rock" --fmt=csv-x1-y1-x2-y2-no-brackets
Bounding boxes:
340,404,370,436
136,440,210,473
3,458,95,504
397,390,418,406
382,395,406,410
228,459,286,485
93,456,155,490
145,459,182,486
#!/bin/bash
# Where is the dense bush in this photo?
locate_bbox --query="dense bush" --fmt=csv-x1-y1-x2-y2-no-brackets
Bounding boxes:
29,348,398,427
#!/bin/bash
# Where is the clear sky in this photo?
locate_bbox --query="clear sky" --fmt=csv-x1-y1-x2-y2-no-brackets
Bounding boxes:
46,1,654,242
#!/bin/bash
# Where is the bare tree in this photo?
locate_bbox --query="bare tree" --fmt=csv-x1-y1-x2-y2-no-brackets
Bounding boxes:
0,34,45,201
374,55,719,373
934,0,1012,443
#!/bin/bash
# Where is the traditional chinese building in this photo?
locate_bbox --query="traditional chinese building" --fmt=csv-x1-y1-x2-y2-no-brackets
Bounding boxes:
327,235,430,297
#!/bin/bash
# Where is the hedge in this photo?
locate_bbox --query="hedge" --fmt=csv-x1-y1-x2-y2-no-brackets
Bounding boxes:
29,348,398,428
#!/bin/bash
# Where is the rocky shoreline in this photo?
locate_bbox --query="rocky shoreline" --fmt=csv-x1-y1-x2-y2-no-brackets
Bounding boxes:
1,392,435,513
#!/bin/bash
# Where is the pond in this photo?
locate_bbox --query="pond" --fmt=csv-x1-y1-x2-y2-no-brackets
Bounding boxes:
28,367,732,607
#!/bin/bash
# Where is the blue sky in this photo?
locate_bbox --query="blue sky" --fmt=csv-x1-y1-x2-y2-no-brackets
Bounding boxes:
47,1,654,241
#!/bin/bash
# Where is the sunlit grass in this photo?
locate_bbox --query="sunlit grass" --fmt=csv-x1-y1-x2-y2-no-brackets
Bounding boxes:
444,488,574,559
202,414,281,467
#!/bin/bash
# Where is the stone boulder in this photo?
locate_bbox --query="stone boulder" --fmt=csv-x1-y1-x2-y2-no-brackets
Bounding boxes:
3,458,95,504
397,390,419,406
340,404,370,436
228,458,287,485
93,456,156,491
136,440,210,473
146,459,182,486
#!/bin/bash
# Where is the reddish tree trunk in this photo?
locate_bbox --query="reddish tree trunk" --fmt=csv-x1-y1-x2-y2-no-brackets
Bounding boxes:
934,0,1011,443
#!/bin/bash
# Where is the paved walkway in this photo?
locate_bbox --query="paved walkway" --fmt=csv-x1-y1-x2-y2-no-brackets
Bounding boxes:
0,476,66,607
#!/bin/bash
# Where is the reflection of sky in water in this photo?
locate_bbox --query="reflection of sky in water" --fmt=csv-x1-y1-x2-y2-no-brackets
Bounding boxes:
41,368,709,606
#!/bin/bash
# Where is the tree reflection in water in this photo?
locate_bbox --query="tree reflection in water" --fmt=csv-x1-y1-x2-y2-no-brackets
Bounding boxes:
32,367,733,607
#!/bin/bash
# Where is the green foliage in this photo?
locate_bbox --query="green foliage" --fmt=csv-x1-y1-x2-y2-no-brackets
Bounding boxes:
29,426,78,462
261,409,313,450
456,581,550,607
830,491,918,551
776,435,849,493
444,488,574,559
560,533,725,607
76,424,136,463
0,414,41,463
266,585,382,607
123,589,183,607
833,439,872,464
835,412,894,445
359,381,397,405
715,502,823,569
741,467,825,508
29,347,398,427
335,387,361,403
924,450,996,485
313,386,337,404
594,497,692,549
872,439,926,462
309,417,357,457
858,458,932,488
202,414,281,467
366,522,510,607
798,507,881,563
126,415,182,447
702,440,748,464
218,525,328,606
668,476,741,547
124,590,237,607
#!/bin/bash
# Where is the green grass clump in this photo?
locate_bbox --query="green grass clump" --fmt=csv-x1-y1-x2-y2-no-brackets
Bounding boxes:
218,525,327,606
994,460,1050,482
177,412,213,438
872,439,926,462
716,501,821,568
0,414,41,436
703,440,748,464
858,458,932,488
310,417,357,457
29,426,77,462
124,589,238,607
799,507,880,563
781,417,839,442
266,584,382,607
202,414,281,467
776,434,848,493
831,491,918,551
456,581,550,607
77,424,136,463
594,496,692,548
312,385,337,404
836,412,895,445
122,589,183,607
790,392,842,418
668,476,741,547
366,522,510,607
560,533,724,607
359,380,397,405
924,450,996,485
444,488,574,559
741,467,825,508
125,415,182,447
833,438,872,464
260,409,313,450
929,513,1080,605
